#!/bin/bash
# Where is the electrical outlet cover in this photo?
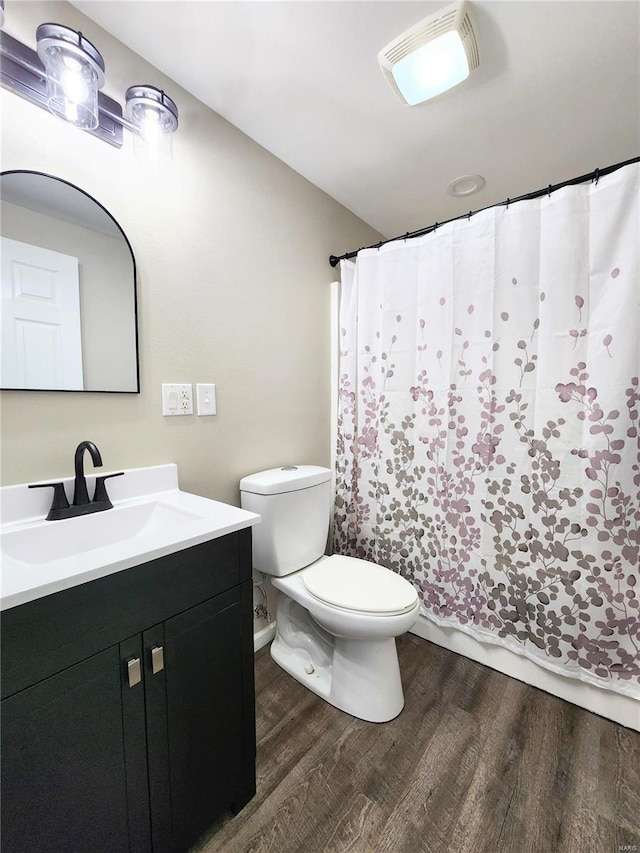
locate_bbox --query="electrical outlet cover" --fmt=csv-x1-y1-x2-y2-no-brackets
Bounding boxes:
162,383,193,416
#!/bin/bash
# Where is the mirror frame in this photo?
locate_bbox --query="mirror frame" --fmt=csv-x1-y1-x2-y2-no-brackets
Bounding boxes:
1,169,140,394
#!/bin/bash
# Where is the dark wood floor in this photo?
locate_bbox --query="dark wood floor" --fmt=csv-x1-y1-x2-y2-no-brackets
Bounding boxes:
192,634,640,853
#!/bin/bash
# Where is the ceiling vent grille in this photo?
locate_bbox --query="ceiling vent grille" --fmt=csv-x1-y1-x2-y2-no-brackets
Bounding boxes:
378,1,479,106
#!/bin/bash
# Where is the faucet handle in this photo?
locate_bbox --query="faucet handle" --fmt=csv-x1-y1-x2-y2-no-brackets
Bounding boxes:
28,482,70,519
93,472,124,506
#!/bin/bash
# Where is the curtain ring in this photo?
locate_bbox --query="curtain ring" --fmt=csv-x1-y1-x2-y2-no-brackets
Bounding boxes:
434,222,438,231
548,184,552,197
594,167,600,185
506,198,510,209
404,232,409,242
468,210,472,221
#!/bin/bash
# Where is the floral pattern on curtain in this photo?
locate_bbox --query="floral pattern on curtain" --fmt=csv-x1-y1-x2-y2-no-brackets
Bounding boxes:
333,163,640,697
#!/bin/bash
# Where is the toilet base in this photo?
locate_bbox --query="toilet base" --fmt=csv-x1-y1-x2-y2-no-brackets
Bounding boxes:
270,596,405,723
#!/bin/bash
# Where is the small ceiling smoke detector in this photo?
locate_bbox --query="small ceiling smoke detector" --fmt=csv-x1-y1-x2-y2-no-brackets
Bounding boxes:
378,1,479,106
446,174,485,197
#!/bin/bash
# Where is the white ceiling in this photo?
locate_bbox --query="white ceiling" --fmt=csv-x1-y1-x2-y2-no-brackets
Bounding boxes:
72,0,640,240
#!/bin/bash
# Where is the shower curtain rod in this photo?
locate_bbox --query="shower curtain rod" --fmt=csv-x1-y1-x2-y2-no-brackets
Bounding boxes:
329,155,640,268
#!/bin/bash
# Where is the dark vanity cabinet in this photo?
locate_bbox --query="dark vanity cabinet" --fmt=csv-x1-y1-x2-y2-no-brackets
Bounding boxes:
0,529,256,853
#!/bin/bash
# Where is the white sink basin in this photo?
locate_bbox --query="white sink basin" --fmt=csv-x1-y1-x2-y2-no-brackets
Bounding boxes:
0,465,260,611
2,500,202,565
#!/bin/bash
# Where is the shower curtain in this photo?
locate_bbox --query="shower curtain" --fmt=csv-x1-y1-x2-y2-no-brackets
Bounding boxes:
332,162,640,698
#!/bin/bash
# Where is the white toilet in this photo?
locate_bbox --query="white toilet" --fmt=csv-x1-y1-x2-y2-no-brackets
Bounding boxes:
240,465,419,723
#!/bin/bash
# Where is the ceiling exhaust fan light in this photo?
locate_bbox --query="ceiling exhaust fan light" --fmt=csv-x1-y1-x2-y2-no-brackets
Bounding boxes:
379,1,479,106
392,31,469,105
36,24,105,129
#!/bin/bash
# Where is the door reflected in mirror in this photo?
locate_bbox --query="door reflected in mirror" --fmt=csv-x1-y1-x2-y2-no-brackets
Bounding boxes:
1,171,139,392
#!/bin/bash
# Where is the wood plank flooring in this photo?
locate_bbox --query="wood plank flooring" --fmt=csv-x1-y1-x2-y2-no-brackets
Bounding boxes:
192,634,640,853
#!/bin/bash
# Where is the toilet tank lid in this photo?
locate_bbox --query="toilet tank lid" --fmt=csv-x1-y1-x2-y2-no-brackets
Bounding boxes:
240,465,331,495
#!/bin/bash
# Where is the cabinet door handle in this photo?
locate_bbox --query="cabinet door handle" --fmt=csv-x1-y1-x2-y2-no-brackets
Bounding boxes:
127,657,142,688
151,645,164,675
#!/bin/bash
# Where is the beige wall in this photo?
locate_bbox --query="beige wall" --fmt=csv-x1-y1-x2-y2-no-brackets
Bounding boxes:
0,1,380,504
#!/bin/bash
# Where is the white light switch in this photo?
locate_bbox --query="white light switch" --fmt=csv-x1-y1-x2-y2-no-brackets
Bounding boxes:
162,383,193,416
196,383,216,416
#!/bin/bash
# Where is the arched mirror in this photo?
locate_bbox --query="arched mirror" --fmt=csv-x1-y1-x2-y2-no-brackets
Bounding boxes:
1,170,139,392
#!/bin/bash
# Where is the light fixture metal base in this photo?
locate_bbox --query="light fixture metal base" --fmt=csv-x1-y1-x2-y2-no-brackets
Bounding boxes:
125,84,179,128
0,30,123,147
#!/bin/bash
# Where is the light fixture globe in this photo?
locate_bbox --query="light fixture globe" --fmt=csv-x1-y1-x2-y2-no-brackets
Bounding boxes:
36,23,105,129
378,1,479,106
125,85,179,163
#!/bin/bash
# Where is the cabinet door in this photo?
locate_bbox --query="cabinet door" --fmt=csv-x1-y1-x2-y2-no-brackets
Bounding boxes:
1,646,133,853
146,586,246,851
121,634,153,853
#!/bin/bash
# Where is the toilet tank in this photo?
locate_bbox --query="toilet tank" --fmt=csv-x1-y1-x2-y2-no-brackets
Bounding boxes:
239,466,331,577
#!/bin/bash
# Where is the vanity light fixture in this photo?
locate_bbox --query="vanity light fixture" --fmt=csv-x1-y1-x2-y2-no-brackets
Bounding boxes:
125,85,179,163
378,0,479,106
36,24,104,130
0,19,179,160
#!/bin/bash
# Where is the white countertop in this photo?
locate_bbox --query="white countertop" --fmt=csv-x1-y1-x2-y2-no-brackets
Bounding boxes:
0,464,260,611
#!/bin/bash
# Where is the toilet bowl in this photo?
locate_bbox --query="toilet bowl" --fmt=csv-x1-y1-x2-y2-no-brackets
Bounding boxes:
240,466,419,723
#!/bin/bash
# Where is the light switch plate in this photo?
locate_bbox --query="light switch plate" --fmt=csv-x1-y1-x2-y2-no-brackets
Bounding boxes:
162,383,193,416
196,383,217,416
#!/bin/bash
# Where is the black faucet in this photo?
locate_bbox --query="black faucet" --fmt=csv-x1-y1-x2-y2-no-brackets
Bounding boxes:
73,440,103,506
29,441,124,521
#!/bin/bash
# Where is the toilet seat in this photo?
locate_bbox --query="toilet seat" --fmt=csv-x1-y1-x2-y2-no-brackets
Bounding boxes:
301,555,418,616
